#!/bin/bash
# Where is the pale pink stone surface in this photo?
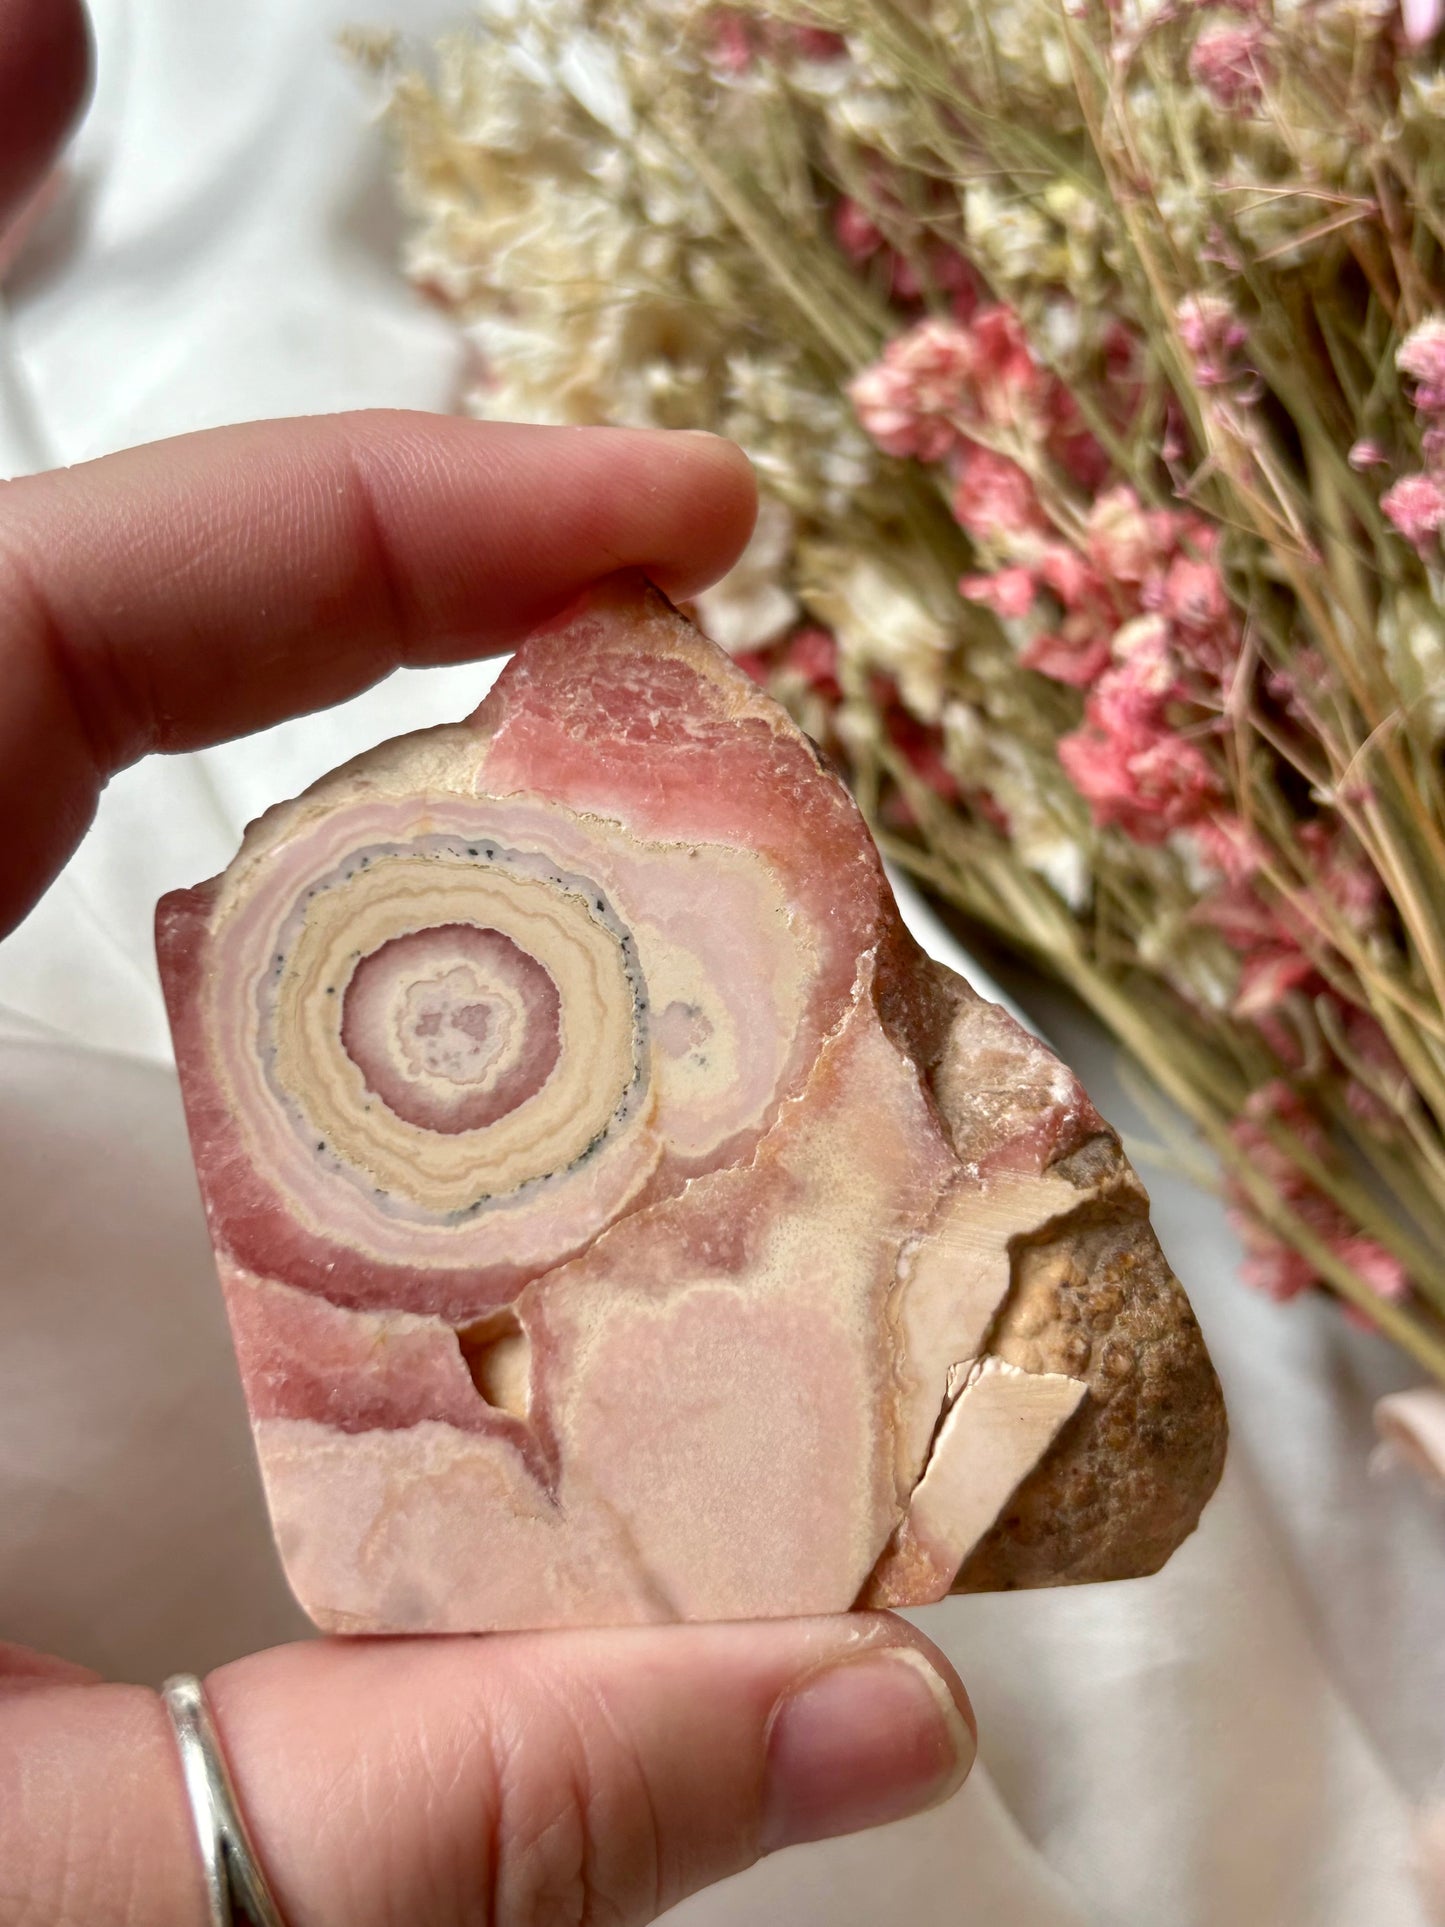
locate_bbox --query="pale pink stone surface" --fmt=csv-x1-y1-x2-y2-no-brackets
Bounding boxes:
158,580,1219,1632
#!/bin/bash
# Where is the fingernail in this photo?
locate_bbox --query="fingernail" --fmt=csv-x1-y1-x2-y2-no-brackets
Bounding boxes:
760,1645,976,1853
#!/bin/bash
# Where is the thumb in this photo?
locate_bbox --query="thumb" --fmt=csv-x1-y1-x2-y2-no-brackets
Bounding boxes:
2,1617,975,1927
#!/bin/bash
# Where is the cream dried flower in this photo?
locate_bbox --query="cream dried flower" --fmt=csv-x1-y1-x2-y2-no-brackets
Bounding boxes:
801,544,957,722
690,497,800,653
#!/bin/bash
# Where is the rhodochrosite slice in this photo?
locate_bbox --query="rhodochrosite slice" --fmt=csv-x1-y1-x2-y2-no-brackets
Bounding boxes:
158,580,1224,1633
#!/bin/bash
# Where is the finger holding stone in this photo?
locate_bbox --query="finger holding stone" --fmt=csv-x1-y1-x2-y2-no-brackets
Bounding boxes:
0,1618,975,1927
0,411,756,933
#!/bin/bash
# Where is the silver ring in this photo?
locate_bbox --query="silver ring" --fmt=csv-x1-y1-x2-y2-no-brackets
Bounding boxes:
161,1673,289,1927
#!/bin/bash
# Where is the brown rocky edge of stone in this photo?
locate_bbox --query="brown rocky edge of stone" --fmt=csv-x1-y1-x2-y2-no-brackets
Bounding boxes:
876,932,1227,1594
953,1144,1227,1591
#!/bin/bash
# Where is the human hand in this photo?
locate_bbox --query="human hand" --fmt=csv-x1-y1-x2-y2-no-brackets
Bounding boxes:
0,7,977,1922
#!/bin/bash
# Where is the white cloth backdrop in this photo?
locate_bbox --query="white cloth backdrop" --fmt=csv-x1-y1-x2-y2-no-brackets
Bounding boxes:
1,4,1441,1922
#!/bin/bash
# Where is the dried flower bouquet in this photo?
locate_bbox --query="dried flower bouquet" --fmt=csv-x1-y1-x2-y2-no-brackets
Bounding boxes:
355,0,1445,1385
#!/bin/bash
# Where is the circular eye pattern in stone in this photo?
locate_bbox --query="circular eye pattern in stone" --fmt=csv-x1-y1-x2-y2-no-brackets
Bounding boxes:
340,924,563,1135
237,834,649,1228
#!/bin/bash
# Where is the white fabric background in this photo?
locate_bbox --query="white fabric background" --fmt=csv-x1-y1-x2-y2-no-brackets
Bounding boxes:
0,3,1441,1922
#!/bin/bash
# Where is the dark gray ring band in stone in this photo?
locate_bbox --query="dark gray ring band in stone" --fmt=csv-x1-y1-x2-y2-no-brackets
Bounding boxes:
161,1674,288,1927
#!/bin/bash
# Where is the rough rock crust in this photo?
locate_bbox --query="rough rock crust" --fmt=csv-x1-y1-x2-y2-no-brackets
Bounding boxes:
954,1149,1227,1590
878,940,1226,1590
909,955,1225,1587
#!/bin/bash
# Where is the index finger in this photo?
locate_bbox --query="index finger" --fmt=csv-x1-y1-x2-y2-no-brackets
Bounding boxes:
0,410,757,933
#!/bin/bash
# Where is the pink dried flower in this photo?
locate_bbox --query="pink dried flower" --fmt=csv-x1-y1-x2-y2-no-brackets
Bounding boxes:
1344,1077,1389,1128
1189,21,1270,111
1298,820,1383,930
1223,1082,1407,1314
1194,824,1388,1095
1039,542,1104,607
1400,0,1444,43
1397,317,1445,415
1021,544,1122,683
1021,629,1114,686
1236,1239,1318,1302
856,305,1099,481
848,319,977,461
887,705,960,805
950,448,1045,540
967,304,1042,400
833,194,981,311
1200,222,1245,274
835,197,885,263
1085,487,1162,583
1342,1005,1404,1080
1199,820,1378,972
1010,495,1242,700
709,9,755,73
1348,439,1389,470
781,626,841,700
1190,812,1264,885
790,25,848,60
1233,946,1317,1018
1227,1087,1327,1299
1176,296,1247,361
714,14,850,70
1233,1079,1324,1166
1058,635,1225,842
1162,548,1231,635
959,566,1037,618
1340,1007,1408,1128
1158,557,1241,684
1264,646,1330,725
1106,611,1175,681
1175,293,1249,388
1381,472,1445,549
1334,1237,1410,1331
890,239,980,307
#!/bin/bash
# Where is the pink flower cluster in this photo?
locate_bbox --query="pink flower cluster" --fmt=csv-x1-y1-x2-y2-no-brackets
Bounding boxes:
961,484,1242,842
735,625,841,705
708,11,847,74
834,199,980,312
851,314,1246,847
1194,818,1394,1081
851,305,1402,1224
738,625,971,835
1175,293,1249,391
849,307,1107,503
1056,626,1226,843
849,310,1038,463
1189,19,1271,113
1382,317,1445,551
1226,1082,1409,1310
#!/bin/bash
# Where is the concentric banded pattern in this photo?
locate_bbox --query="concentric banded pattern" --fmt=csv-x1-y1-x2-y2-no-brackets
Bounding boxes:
341,923,561,1133
260,837,647,1221
179,703,835,1305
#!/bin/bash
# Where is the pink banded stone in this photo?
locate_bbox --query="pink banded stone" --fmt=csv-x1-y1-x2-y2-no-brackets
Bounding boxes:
341,923,561,1132
158,579,1224,1633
